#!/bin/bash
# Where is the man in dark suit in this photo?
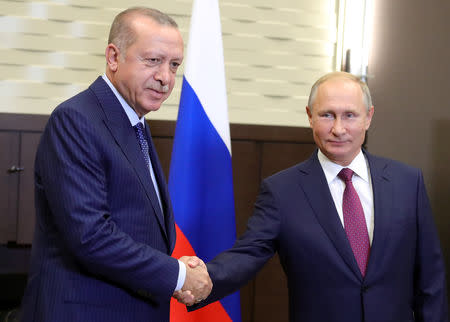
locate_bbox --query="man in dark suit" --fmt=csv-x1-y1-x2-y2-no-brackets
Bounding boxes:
20,7,211,322
187,72,448,321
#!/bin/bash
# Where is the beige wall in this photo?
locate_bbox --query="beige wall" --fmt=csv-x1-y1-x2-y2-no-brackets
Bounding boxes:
368,0,450,302
0,0,339,127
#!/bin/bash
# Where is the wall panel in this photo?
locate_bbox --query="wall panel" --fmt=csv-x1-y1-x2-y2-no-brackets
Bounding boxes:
368,0,450,309
0,0,339,127
0,132,20,244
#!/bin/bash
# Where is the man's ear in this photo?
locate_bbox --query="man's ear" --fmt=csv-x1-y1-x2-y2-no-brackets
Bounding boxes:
105,44,121,72
365,106,375,130
306,106,313,127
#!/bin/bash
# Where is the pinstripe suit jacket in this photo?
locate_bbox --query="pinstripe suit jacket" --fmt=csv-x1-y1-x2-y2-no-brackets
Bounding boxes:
20,77,178,322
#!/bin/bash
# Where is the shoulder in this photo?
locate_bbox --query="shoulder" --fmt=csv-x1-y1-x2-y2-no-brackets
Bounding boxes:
365,151,422,180
48,81,107,129
49,77,109,119
41,87,106,147
55,87,99,116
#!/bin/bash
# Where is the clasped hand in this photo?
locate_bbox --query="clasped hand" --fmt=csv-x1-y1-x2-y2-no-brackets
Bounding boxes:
173,256,212,306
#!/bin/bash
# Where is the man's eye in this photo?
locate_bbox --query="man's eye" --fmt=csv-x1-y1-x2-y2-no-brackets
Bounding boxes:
170,62,180,69
322,113,333,119
145,58,159,64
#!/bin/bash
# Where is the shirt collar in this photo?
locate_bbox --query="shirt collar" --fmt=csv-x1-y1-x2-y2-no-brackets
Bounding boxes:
318,149,370,184
102,74,145,127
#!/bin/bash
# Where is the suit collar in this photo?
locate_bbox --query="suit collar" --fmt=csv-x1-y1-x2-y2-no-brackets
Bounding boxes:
298,149,393,281
318,149,370,184
88,77,173,246
144,125,176,252
297,150,363,280
363,151,392,281
101,74,145,127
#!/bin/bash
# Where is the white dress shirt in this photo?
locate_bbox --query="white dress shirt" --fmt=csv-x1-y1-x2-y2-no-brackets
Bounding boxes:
317,149,374,244
102,74,186,291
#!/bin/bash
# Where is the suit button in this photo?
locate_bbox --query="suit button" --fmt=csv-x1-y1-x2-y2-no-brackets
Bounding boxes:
361,286,369,293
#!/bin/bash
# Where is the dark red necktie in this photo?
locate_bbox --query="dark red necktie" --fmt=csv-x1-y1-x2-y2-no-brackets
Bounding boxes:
338,168,370,277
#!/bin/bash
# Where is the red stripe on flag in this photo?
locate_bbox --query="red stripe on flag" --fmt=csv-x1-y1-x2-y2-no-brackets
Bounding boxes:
171,224,232,322
172,224,196,258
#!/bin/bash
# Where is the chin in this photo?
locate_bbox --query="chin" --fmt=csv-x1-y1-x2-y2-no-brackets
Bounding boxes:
143,103,163,112
325,149,350,161
325,145,347,154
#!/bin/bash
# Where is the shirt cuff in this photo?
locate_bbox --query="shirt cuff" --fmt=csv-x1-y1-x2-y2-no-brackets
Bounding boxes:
175,260,186,291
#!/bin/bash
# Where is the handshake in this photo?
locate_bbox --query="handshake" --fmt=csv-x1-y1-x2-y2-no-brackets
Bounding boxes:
173,256,212,306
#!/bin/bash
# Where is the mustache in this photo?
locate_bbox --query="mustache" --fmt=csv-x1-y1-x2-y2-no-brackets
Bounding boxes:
147,83,169,93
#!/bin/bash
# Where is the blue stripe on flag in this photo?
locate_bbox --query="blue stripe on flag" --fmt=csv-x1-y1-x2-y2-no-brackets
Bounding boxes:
169,77,241,322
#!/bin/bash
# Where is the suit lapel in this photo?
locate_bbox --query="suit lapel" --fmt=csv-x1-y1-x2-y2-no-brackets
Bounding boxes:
89,77,169,242
144,123,176,251
364,152,392,280
298,151,362,280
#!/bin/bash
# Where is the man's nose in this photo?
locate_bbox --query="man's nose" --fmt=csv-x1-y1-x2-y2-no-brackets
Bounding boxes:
154,64,170,85
332,118,346,135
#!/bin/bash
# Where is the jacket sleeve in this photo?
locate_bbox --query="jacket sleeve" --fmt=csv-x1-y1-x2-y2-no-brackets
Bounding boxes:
191,179,281,309
413,170,448,321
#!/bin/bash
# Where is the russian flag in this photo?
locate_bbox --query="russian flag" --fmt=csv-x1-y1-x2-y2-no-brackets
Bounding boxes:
168,0,241,321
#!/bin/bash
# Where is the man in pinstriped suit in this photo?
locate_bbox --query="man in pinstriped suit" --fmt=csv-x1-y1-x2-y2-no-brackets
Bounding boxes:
20,7,210,322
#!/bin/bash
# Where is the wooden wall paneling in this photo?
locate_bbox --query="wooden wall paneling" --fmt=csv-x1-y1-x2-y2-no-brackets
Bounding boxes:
260,142,317,179
152,137,174,182
230,140,261,322
0,271,28,309
253,253,289,322
16,132,42,245
368,0,450,308
0,114,49,132
231,141,261,237
146,119,175,182
0,132,20,244
253,142,316,322
431,119,450,301
230,124,313,144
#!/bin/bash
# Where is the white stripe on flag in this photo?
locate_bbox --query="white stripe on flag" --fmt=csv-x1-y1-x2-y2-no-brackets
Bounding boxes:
184,0,231,154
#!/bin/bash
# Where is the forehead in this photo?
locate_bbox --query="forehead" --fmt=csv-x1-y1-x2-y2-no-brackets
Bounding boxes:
314,78,364,110
131,16,184,57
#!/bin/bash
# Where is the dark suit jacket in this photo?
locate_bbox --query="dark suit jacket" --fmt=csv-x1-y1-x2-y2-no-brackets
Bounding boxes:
200,150,448,322
20,77,178,322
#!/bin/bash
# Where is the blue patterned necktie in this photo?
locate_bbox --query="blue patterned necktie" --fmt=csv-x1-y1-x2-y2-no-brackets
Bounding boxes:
133,122,163,212
134,122,151,170
338,168,370,277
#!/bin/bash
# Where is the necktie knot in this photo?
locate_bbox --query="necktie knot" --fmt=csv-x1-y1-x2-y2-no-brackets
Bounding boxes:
338,168,354,183
134,122,145,139
133,122,150,166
